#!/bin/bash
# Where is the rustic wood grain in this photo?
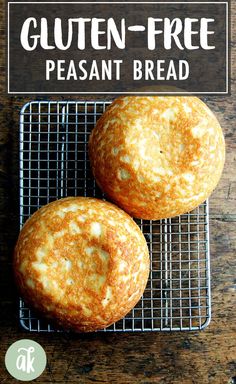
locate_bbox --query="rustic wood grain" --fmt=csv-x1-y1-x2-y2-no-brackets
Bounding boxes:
0,1,235,383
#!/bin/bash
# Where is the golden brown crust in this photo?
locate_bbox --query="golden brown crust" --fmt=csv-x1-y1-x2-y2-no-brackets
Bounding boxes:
89,96,225,220
14,197,150,332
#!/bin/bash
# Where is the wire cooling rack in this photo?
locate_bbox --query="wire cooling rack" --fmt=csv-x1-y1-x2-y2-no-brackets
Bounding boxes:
19,100,211,332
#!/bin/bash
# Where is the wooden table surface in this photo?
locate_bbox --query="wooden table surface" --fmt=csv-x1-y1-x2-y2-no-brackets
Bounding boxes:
0,2,235,383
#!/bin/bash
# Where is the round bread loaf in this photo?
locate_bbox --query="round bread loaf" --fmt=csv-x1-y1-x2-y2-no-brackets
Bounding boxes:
89,96,225,220
14,197,150,332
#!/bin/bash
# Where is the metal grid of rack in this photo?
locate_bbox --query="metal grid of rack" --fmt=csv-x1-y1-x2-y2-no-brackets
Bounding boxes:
19,101,211,332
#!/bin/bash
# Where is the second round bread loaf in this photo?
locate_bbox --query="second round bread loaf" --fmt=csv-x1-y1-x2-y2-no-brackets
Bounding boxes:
14,197,150,332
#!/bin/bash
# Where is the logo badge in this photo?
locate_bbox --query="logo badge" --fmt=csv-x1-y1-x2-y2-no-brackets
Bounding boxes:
5,339,47,381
